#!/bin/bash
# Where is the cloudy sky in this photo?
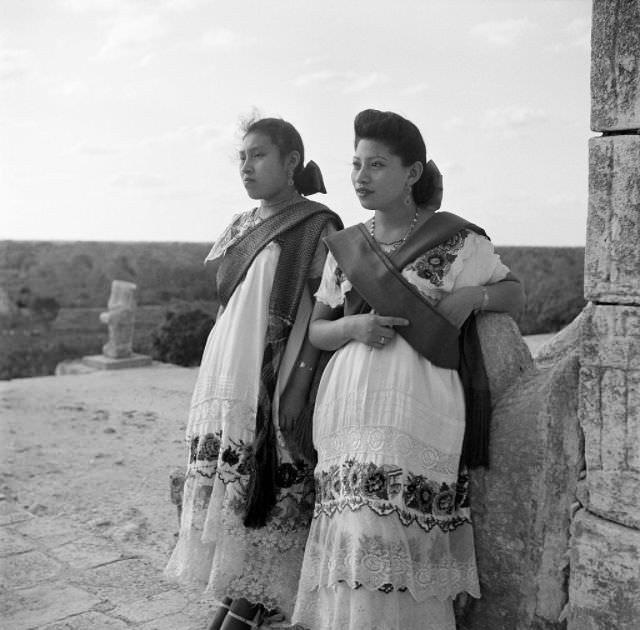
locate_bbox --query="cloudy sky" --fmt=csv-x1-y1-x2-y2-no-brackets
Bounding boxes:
1,0,592,246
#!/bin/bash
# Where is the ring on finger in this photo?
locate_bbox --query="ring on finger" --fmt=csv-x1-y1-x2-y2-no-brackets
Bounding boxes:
380,336,386,345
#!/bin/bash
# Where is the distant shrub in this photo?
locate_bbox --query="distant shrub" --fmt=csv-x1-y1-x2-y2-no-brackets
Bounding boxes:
0,337,83,380
30,296,61,327
151,308,214,366
497,246,586,335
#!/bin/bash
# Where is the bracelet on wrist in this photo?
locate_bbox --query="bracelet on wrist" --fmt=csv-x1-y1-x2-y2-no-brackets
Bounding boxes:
478,286,489,311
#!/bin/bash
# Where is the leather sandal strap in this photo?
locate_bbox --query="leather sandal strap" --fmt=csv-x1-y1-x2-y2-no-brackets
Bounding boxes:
226,610,260,628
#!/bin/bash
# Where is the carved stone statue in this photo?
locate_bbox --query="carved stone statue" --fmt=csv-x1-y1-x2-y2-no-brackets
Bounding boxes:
99,280,137,359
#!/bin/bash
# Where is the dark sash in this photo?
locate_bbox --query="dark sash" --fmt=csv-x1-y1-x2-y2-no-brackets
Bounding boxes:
326,211,486,370
217,199,336,307
215,198,343,527
327,210,492,469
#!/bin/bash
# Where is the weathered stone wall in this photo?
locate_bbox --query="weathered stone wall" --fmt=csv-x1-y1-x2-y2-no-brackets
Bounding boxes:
585,136,640,302
566,1,640,628
590,0,640,131
458,315,582,630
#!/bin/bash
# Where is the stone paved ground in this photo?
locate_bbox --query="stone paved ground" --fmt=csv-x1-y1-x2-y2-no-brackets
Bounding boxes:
0,364,217,630
1,337,549,629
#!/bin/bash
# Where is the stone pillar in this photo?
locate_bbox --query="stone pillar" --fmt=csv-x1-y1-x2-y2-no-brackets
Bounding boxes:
568,1,640,627
100,280,137,359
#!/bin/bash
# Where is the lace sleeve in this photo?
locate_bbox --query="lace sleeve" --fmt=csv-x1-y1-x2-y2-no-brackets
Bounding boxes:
450,232,511,290
315,252,351,308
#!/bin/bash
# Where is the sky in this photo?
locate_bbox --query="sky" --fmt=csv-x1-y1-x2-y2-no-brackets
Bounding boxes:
1,0,592,246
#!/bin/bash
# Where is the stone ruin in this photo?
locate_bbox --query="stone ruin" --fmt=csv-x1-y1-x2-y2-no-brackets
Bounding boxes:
456,2,640,628
82,279,152,370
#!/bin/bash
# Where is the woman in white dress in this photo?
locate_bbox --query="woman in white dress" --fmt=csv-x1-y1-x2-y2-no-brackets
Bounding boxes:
164,117,342,629
292,109,524,630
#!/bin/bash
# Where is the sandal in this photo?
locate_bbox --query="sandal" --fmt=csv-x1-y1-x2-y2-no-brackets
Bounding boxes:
206,596,233,630
219,598,263,629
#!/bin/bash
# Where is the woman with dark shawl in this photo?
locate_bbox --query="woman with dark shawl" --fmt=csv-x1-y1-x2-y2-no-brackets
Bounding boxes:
292,109,524,630
165,117,342,629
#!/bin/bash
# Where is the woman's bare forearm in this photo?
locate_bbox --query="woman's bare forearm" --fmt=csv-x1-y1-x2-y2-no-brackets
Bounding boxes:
308,303,352,351
309,303,410,351
481,273,525,319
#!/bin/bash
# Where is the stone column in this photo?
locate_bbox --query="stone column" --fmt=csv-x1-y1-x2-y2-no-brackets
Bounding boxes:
568,1,640,628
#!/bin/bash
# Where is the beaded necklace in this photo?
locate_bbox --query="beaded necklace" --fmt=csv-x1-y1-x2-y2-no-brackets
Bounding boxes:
369,208,419,252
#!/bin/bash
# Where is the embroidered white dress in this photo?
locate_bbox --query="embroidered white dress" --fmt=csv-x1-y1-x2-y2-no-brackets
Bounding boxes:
292,228,510,630
165,208,329,618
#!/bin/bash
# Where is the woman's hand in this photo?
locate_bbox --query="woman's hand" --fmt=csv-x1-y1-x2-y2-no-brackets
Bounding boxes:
436,286,483,328
278,386,308,443
345,313,409,349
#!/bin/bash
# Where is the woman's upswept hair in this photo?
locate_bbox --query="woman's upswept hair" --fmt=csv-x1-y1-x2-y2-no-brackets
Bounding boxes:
354,109,432,204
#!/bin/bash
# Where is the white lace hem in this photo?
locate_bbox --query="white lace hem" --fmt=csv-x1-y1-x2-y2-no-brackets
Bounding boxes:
315,425,460,477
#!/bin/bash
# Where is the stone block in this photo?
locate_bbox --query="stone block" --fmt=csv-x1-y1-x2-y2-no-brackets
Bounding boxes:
567,509,640,630
585,136,640,302
13,515,78,545
534,308,584,370
457,344,582,629
82,353,153,370
49,535,124,570
0,500,33,526
0,549,62,589
591,0,640,131
476,313,534,402
77,557,171,605
115,589,190,624
581,303,640,369
0,527,36,556
579,304,640,528
41,612,130,629
0,584,101,630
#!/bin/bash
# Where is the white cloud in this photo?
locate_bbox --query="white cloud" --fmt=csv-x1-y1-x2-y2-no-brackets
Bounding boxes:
443,116,467,131
0,49,33,82
294,70,387,93
345,73,388,93
549,18,591,53
61,0,207,12
162,0,209,10
300,55,331,67
481,106,547,132
402,83,429,96
439,160,466,176
111,172,167,189
109,171,205,201
470,18,532,47
293,70,339,88
63,140,122,156
131,123,237,152
60,0,122,12
194,123,237,151
545,192,579,207
99,11,165,59
199,28,256,50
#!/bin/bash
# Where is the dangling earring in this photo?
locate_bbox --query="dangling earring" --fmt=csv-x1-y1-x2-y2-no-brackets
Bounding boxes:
287,172,294,187
404,184,412,206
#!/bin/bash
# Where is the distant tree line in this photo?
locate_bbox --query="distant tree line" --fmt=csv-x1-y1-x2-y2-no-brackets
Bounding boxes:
0,241,587,375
